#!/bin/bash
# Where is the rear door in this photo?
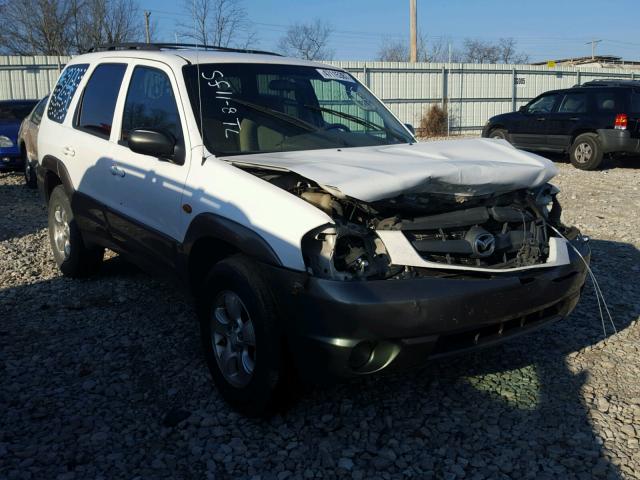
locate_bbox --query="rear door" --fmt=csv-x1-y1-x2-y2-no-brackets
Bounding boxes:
67,62,128,240
510,92,561,149
546,90,589,150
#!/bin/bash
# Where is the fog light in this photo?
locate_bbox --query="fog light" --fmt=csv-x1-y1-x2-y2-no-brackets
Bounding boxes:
348,341,374,369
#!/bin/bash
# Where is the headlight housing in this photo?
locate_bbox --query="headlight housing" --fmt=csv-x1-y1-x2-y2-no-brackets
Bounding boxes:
301,224,394,280
0,135,14,148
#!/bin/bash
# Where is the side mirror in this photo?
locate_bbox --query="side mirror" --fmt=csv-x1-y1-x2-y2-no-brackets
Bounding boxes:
128,128,176,159
519,106,527,113
404,123,416,136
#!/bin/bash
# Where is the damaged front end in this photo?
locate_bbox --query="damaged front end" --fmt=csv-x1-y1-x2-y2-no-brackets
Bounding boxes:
236,162,590,380
242,166,578,280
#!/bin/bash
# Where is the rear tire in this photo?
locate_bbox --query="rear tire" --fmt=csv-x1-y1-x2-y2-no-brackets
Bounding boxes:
570,133,603,170
197,255,289,416
47,185,103,277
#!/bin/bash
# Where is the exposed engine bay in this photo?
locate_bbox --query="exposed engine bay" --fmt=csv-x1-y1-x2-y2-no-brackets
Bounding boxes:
240,165,570,281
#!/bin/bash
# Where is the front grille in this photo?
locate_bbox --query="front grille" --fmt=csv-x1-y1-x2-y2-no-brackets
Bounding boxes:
402,205,550,269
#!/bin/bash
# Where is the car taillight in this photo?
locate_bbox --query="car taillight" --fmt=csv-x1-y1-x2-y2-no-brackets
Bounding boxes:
614,113,628,130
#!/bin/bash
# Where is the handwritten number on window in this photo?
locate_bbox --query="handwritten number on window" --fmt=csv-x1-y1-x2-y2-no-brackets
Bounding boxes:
202,70,241,137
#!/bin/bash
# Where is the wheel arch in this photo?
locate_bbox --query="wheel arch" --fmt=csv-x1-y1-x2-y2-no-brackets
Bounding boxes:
181,213,283,295
39,155,74,203
570,129,598,145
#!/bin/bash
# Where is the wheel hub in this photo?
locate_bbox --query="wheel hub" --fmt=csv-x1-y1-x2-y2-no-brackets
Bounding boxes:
211,291,256,388
52,205,71,259
575,142,593,163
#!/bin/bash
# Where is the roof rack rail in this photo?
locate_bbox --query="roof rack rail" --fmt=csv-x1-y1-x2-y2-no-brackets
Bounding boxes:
580,79,640,88
86,42,282,57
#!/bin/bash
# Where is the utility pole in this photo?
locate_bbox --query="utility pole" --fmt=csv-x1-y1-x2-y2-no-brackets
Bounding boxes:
586,39,602,60
410,0,417,63
144,11,151,44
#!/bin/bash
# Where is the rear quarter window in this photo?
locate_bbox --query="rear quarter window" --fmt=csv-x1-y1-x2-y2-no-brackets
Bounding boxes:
47,64,89,123
593,90,626,113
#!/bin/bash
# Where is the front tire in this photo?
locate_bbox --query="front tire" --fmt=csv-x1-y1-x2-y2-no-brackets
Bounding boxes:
570,133,603,170
489,128,508,141
198,255,288,416
47,185,103,277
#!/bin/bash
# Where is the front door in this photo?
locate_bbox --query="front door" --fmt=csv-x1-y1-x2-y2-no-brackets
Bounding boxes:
106,61,191,271
510,93,560,149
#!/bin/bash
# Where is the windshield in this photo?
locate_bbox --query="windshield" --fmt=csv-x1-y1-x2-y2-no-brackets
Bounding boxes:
183,63,413,156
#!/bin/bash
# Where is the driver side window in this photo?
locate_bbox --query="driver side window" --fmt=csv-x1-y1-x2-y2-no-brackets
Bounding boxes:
527,94,558,114
121,66,182,142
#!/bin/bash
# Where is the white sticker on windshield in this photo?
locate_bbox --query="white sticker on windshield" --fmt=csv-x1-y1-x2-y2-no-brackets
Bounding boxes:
316,69,355,83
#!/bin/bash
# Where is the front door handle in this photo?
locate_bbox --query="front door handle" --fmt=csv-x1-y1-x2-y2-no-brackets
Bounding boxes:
536,117,546,121
110,164,125,177
62,146,75,157
569,117,580,121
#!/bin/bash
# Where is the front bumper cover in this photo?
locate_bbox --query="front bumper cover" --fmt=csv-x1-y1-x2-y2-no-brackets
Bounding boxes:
264,236,590,382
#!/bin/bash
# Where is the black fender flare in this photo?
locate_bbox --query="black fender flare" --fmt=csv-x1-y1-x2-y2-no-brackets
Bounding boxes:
38,155,75,202
181,212,283,268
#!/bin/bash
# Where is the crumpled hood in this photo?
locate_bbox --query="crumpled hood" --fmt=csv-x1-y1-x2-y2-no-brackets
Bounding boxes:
223,138,558,202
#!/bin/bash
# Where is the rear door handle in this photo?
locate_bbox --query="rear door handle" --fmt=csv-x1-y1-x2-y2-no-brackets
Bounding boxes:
110,164,125,177
569,117,580,121
536,117,546,121
62,146,75,157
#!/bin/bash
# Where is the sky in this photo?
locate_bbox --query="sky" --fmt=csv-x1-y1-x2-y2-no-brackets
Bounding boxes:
139,0,640,62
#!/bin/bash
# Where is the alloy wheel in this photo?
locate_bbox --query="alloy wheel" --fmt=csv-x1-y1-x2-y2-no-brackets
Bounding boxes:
52,205,71,259
211,290,256,388
574,142,593,164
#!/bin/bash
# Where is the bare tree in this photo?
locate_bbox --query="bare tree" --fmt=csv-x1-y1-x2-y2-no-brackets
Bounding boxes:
377,35,459,62
461,38,529,64
72,0,141,52
0,0,143,55
278,19,334,60
179,0,256,48
0,0,78,55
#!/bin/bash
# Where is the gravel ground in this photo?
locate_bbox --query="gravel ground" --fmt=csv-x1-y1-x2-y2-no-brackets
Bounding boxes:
1,153,639,479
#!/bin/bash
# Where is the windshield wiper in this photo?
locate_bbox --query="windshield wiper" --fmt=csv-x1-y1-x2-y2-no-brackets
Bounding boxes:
229,98,317,132
304,104,408,142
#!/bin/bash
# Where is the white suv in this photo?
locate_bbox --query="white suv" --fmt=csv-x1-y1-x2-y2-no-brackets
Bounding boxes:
37,44,590,415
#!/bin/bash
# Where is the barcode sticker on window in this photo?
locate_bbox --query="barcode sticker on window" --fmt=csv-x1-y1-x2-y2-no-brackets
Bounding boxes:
316,69,355,83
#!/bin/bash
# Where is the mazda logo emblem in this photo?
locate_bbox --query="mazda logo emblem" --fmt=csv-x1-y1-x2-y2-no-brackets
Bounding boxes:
474,233,495,257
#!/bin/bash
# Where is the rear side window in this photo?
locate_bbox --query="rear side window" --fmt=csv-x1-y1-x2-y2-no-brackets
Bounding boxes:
47,64,88,123
121,66,182,141
558,93,587,113
76,63,127,138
